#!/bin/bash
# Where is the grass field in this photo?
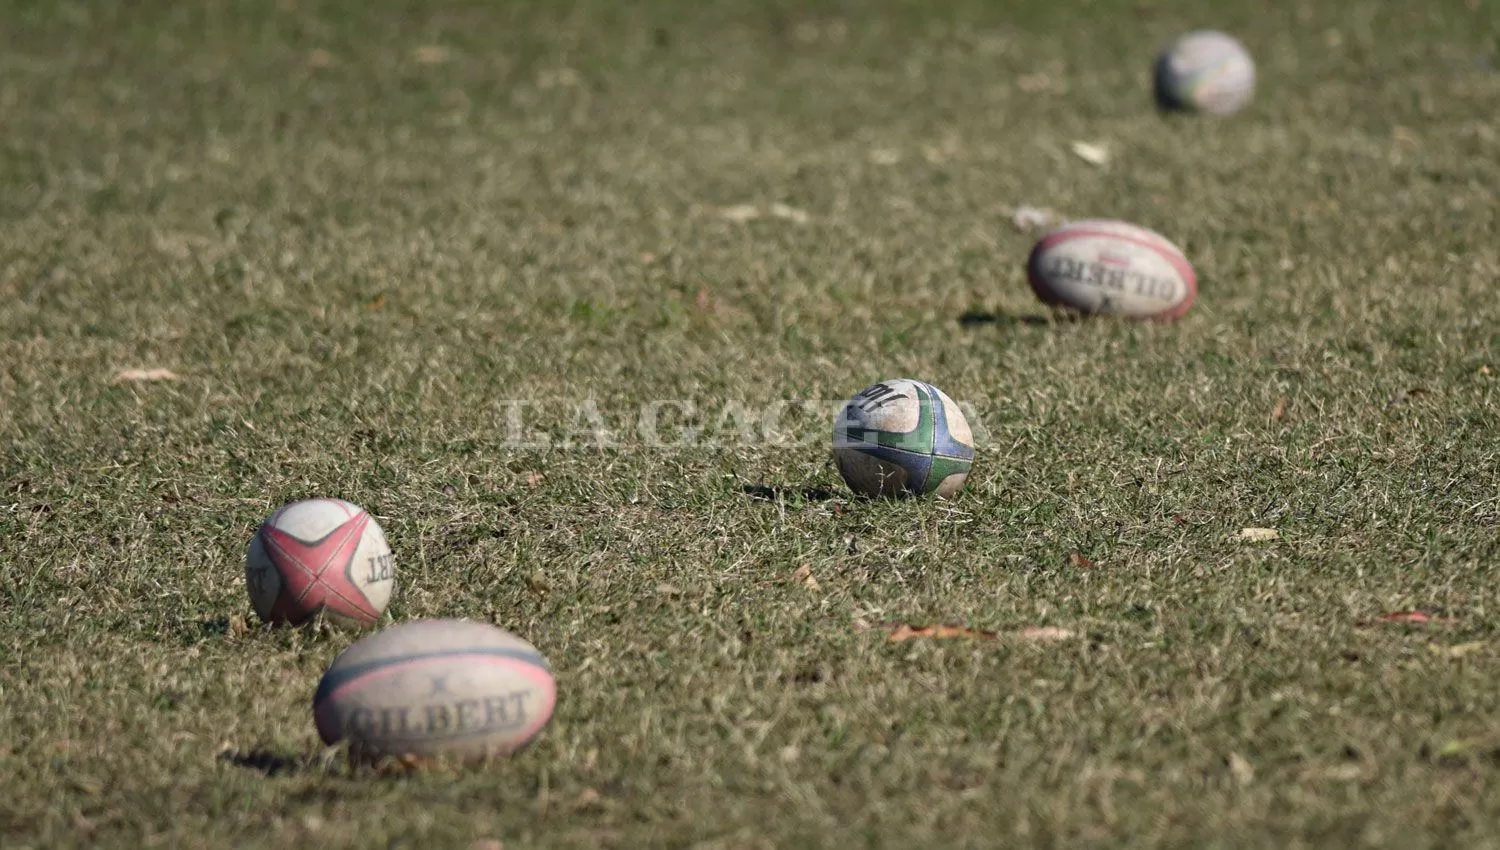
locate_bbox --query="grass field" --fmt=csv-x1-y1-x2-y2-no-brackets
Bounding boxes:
3,0,1500,846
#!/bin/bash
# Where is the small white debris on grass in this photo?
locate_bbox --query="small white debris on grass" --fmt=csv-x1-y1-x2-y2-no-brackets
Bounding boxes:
718,203,811,224
1227,752,1255,785
1011,205,1058,232
1069,140,1111,166
1014,626,1074,642
1300,764,1365,782
769,202,811,224
1235,527,1280,542
114,368,180,383
719,204,761,222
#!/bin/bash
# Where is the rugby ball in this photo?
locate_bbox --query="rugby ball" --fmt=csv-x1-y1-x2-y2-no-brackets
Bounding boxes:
245,498,395,627
833,378,974,498
1154,30,1255,115
313,619,557,762
1026,219,1196,320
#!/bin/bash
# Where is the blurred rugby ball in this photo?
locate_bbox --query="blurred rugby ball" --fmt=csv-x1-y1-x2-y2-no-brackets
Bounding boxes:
1154,30,1255,115
833,378,974,498
245,498,395,627
1026,219,1196,320
313,619,556,762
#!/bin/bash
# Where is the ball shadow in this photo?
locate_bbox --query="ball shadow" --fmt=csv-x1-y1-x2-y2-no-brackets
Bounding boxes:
957,309,1062,328
741,484,841,503
219,746,317,778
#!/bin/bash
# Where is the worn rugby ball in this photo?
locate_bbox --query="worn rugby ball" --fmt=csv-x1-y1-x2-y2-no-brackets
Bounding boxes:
313,619,557,763
1026,220,1196,320
245,498,395,627
832,379,974,498
1154,30,1255,115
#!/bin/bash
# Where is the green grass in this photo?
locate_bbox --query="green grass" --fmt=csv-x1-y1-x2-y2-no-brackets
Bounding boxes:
3,0,1500,846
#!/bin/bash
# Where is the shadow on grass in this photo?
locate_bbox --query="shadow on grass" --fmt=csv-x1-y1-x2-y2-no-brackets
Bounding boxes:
174,615,356,647
223,745,502,778
957,309,1056,328
190,617,233,638
167,616,247,648
220,747,318,778
742,484,841,503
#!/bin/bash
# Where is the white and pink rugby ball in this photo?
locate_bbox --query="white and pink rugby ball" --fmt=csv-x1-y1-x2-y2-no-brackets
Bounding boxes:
314,619,557,763
245,498,395,628
1026,219,1197,320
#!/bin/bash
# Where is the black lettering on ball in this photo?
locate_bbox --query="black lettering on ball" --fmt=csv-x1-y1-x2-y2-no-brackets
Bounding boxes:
852,383,907,412
425,703,452,733
455,699,481,730
347,707,377,737
364,552,395,584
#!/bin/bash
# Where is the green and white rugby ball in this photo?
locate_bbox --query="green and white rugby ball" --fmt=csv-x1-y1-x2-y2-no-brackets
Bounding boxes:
832,379,975,498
